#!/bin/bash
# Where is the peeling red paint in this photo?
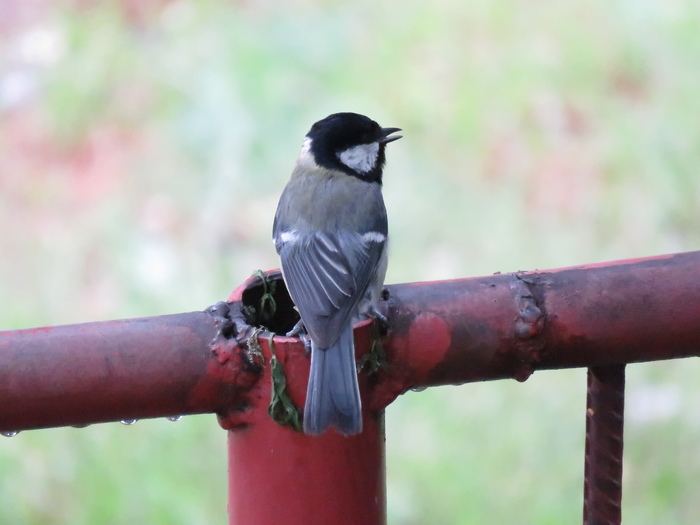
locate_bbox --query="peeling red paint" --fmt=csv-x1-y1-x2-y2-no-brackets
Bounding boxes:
407,313,452,382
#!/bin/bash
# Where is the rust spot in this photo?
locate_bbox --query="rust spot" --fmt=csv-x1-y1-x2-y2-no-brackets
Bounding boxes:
510,274,547,377
408,313,452,376
212,340,234,365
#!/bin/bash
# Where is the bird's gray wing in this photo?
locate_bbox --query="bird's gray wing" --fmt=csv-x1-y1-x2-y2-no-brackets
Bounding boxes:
275,230,385,349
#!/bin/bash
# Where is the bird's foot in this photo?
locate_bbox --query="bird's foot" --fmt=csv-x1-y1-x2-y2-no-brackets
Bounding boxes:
286,319,312,354
366,305,389,335
367,305,388,324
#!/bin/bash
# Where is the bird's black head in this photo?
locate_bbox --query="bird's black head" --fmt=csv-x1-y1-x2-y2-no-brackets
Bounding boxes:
303,112,401,183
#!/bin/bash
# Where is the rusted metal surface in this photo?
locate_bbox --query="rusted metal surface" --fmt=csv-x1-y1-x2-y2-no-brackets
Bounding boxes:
583,365,625,525
370,250,700,408
1,251,699,431
2,250,699,431
0,311,259,432
1,251,699,524
220,252,700,525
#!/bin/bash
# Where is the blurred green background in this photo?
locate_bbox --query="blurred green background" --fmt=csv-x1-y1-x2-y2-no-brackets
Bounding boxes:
2,1,700,523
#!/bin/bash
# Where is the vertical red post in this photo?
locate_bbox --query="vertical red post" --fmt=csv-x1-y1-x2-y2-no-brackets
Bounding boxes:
228,408,385,524
224,271,385,524
583,365,625,525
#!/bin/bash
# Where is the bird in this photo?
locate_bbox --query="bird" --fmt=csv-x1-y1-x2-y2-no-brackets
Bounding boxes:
272,112,401,436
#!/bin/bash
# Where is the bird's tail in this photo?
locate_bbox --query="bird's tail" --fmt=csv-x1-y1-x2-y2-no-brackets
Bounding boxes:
303,326,362,436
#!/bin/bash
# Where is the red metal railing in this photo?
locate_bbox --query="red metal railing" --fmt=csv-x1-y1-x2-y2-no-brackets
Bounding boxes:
2,250,700,524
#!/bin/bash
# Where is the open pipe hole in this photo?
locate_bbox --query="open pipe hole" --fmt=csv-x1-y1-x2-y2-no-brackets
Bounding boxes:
240,270,300,336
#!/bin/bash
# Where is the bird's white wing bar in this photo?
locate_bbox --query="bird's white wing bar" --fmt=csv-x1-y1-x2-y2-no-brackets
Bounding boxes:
362,231,386,243
278,230,300,244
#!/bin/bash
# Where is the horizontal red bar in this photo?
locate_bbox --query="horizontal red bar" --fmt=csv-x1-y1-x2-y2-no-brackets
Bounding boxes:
0,311,255,431
371,251,700,407
1,251,699,431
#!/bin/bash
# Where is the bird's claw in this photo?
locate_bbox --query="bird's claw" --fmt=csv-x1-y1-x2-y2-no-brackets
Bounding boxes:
286,318,304,338
367,305,388,324
367,305,389,334
286,319,312,354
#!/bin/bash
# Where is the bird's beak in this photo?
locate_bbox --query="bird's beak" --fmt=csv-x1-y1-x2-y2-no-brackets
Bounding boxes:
379,127,403,144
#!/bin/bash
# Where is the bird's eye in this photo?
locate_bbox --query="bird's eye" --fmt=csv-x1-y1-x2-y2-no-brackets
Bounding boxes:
361,131,375,143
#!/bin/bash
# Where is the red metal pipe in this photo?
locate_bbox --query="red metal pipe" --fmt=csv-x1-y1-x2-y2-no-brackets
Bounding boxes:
222,251,700,524
0,311,258,432
371,251,700,408
2,251,699,430
0,252,699,524
225,277,386,525
228,417,385,524
1,251,699,432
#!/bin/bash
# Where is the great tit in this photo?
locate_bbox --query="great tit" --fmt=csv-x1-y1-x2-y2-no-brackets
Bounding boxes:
273,112,402,436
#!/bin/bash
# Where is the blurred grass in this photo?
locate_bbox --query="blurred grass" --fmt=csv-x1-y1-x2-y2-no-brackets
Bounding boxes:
1,0,700,523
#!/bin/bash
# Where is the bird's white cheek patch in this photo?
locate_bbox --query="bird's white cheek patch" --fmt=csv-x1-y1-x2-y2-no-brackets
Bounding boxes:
337,142,379,174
